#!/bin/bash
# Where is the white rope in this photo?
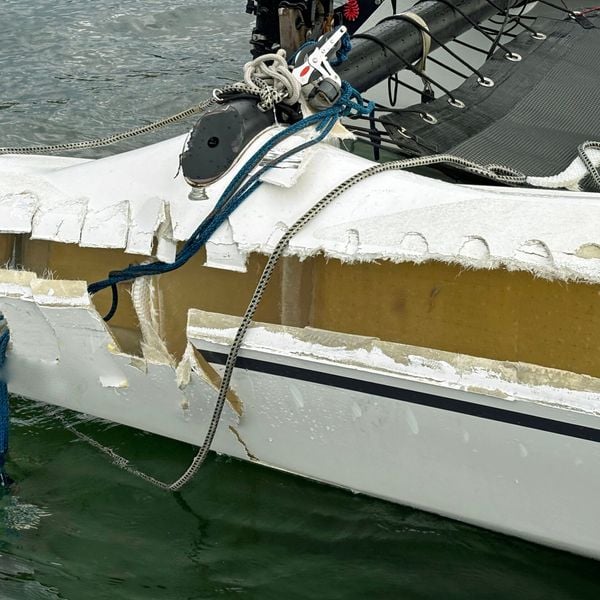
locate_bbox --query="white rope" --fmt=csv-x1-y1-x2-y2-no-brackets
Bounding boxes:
400,12,433,95
401,12,431,74
526,142,600,192
241,50,302,111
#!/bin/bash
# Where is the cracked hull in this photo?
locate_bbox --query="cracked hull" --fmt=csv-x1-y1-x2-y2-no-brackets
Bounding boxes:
2,269,600,560
0,270,244,458
1,131,600,559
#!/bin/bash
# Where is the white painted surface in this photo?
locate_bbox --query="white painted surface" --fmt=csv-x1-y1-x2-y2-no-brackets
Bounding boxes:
188,313,600,560
0,272,243,458
187,318,600,417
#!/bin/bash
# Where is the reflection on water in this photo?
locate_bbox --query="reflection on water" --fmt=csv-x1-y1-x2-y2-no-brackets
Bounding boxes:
2,496,51,531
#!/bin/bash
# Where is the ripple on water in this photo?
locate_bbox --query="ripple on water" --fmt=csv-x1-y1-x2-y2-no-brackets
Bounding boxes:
2,496,51,531
1,0,250,158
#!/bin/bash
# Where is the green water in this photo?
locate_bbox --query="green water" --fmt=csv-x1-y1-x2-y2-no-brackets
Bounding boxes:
2,400,599,599
2,0,600,597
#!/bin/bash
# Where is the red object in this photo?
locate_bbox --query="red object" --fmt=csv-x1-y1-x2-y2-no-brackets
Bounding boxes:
343,0,360,21
300,65,311,77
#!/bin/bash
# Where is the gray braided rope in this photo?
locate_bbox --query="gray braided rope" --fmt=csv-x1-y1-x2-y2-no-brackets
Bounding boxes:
0,53,300,156
0,98,215,155
167,153,527,489
164,154,526,491
55,412,173,489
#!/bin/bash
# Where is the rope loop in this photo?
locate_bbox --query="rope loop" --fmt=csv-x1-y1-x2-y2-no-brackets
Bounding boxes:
331,33,353,66
578,141,600,191
337,81,375,117
242,49,302,110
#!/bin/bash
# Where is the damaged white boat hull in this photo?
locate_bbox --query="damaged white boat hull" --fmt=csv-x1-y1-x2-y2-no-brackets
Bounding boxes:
3,268,600,559
1,110,600,560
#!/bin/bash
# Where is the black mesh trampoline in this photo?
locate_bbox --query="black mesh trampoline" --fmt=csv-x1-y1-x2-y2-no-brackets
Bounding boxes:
380,12,600,190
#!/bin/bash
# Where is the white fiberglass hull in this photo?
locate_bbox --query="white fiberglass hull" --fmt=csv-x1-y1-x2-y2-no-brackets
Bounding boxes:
3,275,600,560
1,130,600,559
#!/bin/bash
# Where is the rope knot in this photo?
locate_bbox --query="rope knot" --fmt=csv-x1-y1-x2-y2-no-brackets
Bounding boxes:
242,49,301,111
336,81,375,117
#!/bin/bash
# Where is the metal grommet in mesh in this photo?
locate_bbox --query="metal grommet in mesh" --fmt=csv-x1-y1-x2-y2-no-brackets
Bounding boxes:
505,52,522,62
531,32,547,40
477,76,494,88
448,98,465,108
420,112,438,124
398,126,413,139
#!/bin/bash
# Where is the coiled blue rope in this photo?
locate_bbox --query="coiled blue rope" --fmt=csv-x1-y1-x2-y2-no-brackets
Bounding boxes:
88,82,374,316
0,314,11,488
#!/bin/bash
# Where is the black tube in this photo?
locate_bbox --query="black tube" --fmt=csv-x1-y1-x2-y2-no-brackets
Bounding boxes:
336,0,506,92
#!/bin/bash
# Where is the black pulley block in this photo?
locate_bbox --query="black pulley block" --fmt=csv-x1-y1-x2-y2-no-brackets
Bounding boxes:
180,98,275,187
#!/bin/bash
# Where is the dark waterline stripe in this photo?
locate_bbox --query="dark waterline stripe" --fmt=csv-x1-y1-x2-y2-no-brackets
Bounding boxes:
201,350,600,443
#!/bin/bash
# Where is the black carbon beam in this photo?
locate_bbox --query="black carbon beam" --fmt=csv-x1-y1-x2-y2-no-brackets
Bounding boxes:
336,0,507,92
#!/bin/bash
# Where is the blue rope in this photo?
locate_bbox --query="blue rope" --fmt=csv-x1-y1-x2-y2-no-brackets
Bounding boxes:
331,33,352,66
0,314,11,488
88,82,374,314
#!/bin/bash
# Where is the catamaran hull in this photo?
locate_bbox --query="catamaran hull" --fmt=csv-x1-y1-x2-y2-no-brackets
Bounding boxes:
1,128,599,559
3,276,600,560
200,351,600,560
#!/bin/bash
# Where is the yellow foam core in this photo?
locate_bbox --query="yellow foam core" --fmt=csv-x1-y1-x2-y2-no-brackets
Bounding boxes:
16,239,600,378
